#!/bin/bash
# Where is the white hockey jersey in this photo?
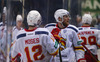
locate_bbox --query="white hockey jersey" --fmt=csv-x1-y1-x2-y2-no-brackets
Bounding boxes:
11,27,59,62
45,23,85,62
0,22,7,58
78,26,100,55
12,26,23,42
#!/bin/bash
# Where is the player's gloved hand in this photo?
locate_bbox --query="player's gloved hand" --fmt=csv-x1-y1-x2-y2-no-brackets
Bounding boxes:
78,58,86,62
51,28,66,50
12,53,21,62
54,35,66,51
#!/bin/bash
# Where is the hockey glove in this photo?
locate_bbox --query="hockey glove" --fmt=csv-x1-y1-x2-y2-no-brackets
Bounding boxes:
54,35,66,50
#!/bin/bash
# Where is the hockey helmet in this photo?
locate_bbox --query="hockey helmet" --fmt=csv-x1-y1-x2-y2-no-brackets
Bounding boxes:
27,10,41,26
54,9,70,23
82,14,92,25
16,15,23,22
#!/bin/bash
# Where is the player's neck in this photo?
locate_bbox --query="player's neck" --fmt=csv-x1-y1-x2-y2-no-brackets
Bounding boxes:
28,26,36,30
16,26,21,30
57,23,65,29
82,24,90,27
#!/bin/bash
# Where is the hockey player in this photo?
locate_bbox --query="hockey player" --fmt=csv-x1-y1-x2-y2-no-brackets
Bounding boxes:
78,14,100,62
10,14,23,61
45,9,85,62
12,14,23,42
0,7,7,61
11,10,60,62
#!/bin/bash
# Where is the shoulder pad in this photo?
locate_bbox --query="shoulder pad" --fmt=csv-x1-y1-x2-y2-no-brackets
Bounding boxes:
90,27,97,29
67,26,78,32
45,23,56,28
17,33,26,39
12,27,16,31
78,27,83,30
35,31,49,35
0,22,3,26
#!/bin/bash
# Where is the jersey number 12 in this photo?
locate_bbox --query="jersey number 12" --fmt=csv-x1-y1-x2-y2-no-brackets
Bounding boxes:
25,45,45,62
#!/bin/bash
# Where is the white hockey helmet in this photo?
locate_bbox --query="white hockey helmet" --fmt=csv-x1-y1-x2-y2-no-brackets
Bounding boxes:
3,7,7,15
82,14,92,25
54,9,70,23
16,15,23,22
27,10,41,26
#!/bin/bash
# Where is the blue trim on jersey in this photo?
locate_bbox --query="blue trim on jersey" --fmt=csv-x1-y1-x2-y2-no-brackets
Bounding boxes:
45,24,56,28
17,33,26,39
13,27,16,31
79,28,83,30
67,27,78,32
35,31,49,35
0,24,3,26
90,27,97,29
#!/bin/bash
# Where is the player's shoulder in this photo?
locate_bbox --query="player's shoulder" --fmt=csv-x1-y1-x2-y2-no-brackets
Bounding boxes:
78,27,83,30
44,23,57,32
16,29,26,39
90,27,98,30
67,24,78,33
78,27,98,30
45,23,57,28
35,28,50,35
90,27,100,33
37,27,49,31
0,22,3,26
12,26,17,31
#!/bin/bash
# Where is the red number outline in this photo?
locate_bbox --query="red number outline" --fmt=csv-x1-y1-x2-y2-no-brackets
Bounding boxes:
81,36,96,45
25,45,45,62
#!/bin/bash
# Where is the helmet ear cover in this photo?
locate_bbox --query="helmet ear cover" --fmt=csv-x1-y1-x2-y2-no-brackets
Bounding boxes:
58,17,63,23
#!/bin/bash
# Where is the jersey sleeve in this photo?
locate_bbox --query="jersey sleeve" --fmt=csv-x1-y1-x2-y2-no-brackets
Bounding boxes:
97,30,100,48
45,23,57,32
11,36,21,61
72,30,85,61
43,31,59,56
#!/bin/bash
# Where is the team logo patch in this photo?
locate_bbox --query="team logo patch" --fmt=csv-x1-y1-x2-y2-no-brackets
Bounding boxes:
77,40,82,45
54,41,58,48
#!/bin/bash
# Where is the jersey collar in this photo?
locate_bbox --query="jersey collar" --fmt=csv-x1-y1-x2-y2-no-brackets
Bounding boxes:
82,26,90,27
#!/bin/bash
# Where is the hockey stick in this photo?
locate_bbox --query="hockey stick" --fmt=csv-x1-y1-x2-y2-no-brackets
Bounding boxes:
81,44,100,62
59,45,62,62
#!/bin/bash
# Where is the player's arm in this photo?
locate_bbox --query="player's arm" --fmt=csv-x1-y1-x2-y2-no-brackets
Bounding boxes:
43,31,59,56
72,31,86,62
11,39,21,62
97,30,100,48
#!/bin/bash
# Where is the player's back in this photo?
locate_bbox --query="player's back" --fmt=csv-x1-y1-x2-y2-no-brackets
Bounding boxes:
78,27,100,55
12,28,58,62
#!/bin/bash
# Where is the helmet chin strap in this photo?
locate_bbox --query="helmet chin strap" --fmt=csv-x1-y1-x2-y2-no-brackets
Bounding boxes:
60,16,66,28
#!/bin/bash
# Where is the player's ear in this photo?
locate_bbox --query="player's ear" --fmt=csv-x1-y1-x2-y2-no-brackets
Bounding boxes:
58,17,62,22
